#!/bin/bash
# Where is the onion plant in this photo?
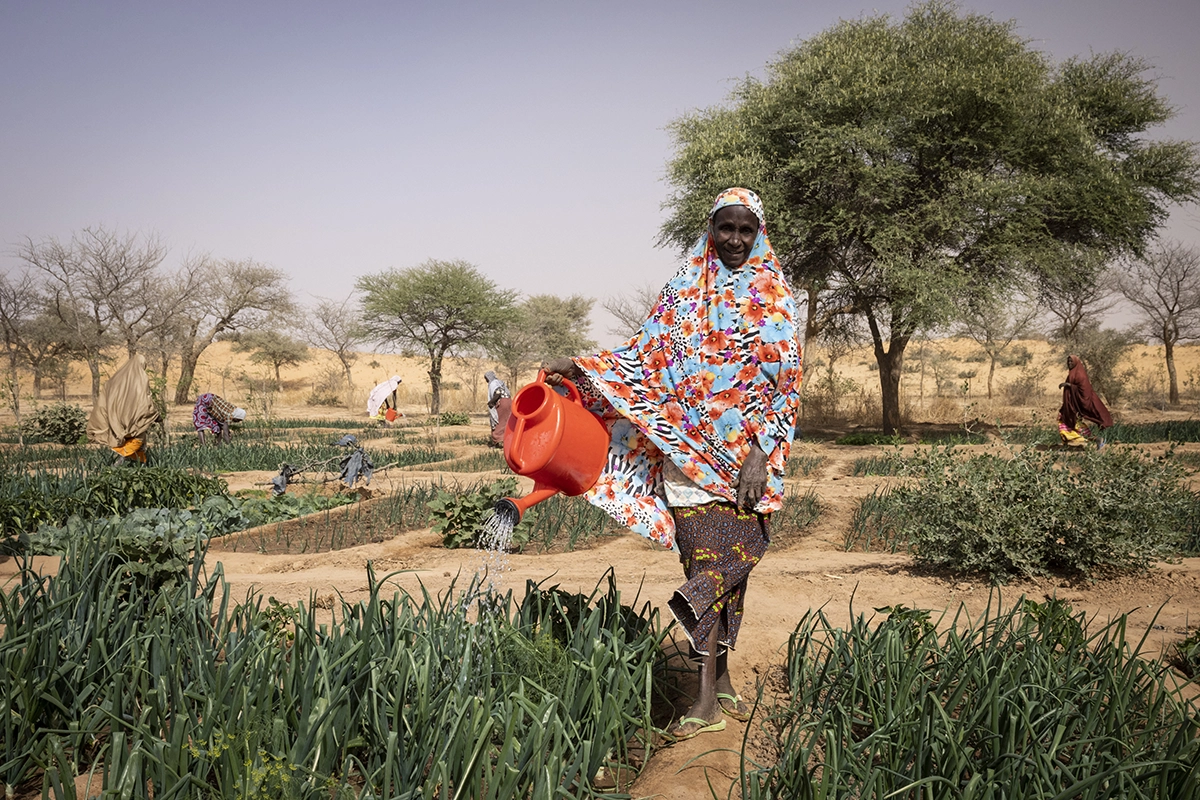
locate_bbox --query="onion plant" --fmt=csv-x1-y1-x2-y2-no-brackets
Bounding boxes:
1,537,662,798
742,598,1200,799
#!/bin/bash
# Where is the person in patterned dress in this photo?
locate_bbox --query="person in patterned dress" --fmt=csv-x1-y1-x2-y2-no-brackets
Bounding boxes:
192,392,245,445
544,187,802,741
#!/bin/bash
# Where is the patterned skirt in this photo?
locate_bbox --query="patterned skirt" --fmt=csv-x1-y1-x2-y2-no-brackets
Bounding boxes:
1058,417,1097,446
667,503,770,656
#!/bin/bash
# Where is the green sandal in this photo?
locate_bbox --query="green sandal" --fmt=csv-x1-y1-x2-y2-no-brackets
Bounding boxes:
669,717,726,741
717,692,752,722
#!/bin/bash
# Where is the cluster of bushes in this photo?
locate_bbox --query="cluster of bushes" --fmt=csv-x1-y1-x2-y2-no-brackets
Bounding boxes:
17,403,88,445
846,445,1199,581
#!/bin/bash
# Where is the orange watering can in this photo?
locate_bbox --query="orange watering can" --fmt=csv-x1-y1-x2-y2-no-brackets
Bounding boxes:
497,369,608,521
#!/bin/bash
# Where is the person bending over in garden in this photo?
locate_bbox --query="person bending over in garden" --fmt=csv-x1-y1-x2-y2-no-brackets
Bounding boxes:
543,187,802,742
484,370,511,448
193,392,245,446
1058,354,1112,448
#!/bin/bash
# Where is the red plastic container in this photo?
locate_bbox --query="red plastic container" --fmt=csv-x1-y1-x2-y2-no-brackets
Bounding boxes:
499,370,608,519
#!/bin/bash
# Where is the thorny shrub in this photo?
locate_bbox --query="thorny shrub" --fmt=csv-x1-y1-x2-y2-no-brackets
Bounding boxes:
862,445,1195,582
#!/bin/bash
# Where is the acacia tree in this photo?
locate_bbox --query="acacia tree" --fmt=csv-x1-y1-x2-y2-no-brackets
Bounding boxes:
173,257,293,403
661,2,1199,432
304,294,365,390
1118,241,1200,404
357,259,516,414
230,330,311,382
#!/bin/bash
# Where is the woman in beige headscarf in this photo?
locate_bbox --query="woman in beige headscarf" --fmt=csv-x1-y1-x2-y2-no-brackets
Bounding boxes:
87,353,159,463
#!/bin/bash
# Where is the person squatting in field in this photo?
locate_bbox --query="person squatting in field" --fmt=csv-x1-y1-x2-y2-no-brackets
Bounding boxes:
193,392,245,446
543,187,802,741
1058,354,1112,448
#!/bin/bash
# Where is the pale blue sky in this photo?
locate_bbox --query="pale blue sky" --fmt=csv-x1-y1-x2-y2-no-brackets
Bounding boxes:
2,0,1197,346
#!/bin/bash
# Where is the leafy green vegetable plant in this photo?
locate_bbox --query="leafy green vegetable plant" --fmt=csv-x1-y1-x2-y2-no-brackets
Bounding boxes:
19,403,88,445
428,477,534,550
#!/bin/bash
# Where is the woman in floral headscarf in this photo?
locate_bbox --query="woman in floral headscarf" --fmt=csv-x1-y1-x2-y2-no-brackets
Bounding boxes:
545,188,802,740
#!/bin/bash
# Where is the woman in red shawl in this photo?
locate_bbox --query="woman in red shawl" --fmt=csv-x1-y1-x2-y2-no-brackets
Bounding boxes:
1058,354,1112,447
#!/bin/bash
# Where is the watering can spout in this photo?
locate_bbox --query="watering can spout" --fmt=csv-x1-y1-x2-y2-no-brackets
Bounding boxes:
496,482,560,522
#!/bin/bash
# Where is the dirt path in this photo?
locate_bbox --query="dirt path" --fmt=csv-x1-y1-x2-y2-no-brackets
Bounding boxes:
203,441,1200,800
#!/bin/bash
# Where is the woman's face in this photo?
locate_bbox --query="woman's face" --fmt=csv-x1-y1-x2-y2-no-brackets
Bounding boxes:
711,205,759,269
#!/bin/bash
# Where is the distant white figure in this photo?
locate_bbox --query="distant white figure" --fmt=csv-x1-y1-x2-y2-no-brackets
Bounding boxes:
368,375,403,422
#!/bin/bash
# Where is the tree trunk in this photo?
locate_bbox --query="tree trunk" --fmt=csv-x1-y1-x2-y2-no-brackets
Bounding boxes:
428,350,444,415
987,355,997,400
864,311,909,434
32,371,42,399
802,286,820,357
339,356,354,390
88,357,101,401
175,351,200,404
1165,337,1179,405
876,347,906,434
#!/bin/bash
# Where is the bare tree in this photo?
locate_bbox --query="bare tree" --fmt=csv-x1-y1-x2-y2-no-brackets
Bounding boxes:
173,257,294,404
304,294,364,390
1036,248,1118,346
602,283,660,340
76,226,170,357
0,271,41,440
17,234,109,399
1118,241,1200,404
957,295,1040,399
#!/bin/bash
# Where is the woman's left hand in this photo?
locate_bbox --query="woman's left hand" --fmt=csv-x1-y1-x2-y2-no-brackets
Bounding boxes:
737,445,769,511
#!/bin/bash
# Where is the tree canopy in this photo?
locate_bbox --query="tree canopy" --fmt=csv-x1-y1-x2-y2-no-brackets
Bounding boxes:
357,259,517,414
661,1,1199,432
489,294,596,385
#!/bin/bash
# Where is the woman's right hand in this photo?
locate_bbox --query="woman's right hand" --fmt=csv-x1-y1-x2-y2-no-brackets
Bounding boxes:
541,358,581,387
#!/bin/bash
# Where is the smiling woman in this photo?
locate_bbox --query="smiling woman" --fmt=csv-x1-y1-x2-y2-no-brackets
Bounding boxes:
542,187,803,741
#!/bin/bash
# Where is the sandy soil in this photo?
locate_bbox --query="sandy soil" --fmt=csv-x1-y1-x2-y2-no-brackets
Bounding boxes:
195,424,1200,800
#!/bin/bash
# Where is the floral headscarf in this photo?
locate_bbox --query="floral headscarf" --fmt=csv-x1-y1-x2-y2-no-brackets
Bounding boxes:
574,188,802,549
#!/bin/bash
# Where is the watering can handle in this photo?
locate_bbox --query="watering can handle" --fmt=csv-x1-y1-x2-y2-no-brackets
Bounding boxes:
536,368,582,404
